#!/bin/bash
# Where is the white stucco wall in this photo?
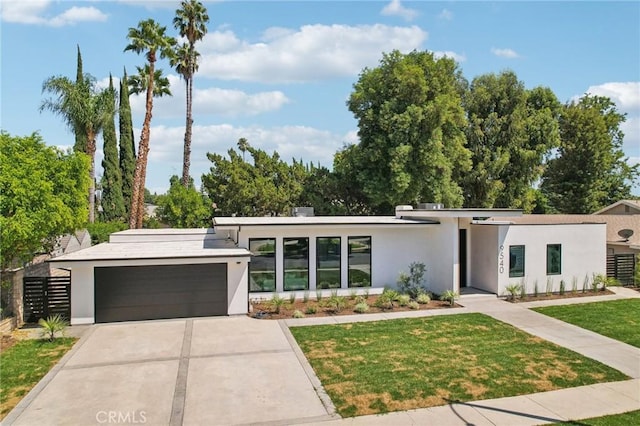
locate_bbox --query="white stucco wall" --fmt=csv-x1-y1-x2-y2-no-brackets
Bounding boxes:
55,256,249,324
227,224,451,296
472,223,606,296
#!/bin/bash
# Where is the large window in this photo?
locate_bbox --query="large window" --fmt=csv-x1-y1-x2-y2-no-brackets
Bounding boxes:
249,238,276,292
348,236,371,287
284,237,309,291
317,237,341,289
509,245,525,278
547,244,562,275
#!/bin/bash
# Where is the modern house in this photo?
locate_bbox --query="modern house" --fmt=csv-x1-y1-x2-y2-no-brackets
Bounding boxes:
49,205,607,325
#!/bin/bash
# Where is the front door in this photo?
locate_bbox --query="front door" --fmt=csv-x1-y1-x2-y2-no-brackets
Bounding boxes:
459,229,467,288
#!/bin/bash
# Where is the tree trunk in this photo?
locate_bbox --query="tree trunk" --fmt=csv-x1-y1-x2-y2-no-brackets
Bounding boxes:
129,61,156,229
181,76,192,187
87,132,96,224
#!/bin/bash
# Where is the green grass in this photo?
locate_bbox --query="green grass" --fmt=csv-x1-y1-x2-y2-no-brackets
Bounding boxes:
0,338,76,419
532,299,640,348
290,313,627,417
551,410,640,425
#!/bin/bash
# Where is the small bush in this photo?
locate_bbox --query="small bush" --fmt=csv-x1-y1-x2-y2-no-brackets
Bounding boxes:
348,289,358,300
559,280,565,295
316,289,323,301
591,274,604,292
354,295,366,304
534,279,539,297
583,274,590,293
408,301,419,310
397,294,411,306
303,291,310,303
546,278,553,296
416,293,431,304
305,305,317,315
505,283,521,301
270,294,286,314
571,276,578,294
363,288,370,299
292,310,305,319
519,279,527,299
323,295,347,313
397,261,427,299
382,288,400,301
354,302,370,313
288,292,296,304
374,292,394,310
38,314,68,341
440,290,457,307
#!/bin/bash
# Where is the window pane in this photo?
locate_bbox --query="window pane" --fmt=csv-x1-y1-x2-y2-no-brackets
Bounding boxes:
249,238,275,292
547,244,562,275
284,237,309,291
317,237,341,289
509,245,525,278
348,236,371,287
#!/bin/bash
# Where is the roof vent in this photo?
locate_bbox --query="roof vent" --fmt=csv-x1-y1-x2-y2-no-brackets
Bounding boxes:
417,203,444,210
292,207,314,217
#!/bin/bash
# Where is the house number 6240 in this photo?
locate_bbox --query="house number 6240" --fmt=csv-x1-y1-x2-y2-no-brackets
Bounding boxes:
498,245,505,274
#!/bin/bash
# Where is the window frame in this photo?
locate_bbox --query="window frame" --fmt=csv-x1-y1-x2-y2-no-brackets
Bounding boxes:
348,236,372,288
248,238,276,293
316,236,341,289
546,244,562,275
509,245,525,278
283,237,310,291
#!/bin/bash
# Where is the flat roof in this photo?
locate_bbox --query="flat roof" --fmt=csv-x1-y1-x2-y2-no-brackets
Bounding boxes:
398,208,522,219
213,216,438,227
49,240,250,263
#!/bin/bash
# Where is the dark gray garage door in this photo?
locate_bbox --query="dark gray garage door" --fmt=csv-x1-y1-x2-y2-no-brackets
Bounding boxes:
95,263,227,323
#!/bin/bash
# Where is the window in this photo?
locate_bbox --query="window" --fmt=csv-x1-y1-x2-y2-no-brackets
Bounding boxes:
249,238,276,292
348,236,371,287
509,245,525,278
284,238,309,291
317,237,341,289
547,244,562,275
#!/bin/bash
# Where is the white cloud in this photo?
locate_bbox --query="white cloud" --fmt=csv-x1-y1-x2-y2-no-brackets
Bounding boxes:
0,1,108,26
584,82,640,112
434,51,466,63
491,47,519,58
113,0,180,9
128,74,290,118
198,24,428,83
438,9,453,21
381,0,419,22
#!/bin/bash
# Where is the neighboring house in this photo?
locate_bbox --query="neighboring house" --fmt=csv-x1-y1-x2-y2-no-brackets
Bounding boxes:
593,199,640,216
25,229,92,277
49,207,606,325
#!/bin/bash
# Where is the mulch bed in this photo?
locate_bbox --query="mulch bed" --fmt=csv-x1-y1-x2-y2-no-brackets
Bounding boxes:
249,294,460,319
505,288,615,303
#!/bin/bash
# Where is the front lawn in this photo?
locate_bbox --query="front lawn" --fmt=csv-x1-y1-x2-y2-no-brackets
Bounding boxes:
532,299,640,348
0,338,76,419
290,313,627,417
552,410,640,425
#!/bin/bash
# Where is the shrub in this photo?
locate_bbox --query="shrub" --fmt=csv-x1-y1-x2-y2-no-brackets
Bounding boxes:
534,279,539,297
303,291,310,303
397,294,411,306
288,292,297,304
408,301,419,310
583,274,590,293
571,277,578,294
292,310,305,319
559,280,565,295
416,293,431,304
354,302,370,313
270,294,286,314
38,314,68,341
305,305,317,314
505,283,521,301
323,295,347,313
354,295,366,304
397,261,427,299
363,288,370,299
519,279,527,299
546,278,553,296
591,274,604,292
373,292,394,310
316,289,323,301
440,290,457,307
348,289,358,300
382,288,400,301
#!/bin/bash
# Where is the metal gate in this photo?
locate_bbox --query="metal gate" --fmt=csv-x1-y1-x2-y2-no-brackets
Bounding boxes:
23,276,71,323
606,253,636,286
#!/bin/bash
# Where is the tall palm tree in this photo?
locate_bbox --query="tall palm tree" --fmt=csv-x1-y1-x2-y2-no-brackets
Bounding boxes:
40,74,113,223
125,19,176,228
173,0,209,187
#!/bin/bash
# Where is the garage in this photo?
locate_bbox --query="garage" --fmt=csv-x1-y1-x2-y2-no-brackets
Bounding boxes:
94,263,227,323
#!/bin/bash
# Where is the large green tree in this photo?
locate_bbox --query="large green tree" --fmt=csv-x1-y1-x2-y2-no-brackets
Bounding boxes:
0,132,90,270
346,50,471,213
157,175,211,227
125,19,176,229
41,73,114,223
172,0,209,187
462,71,560,210
541,95,638,213
100,74,126,221
119,67,136,220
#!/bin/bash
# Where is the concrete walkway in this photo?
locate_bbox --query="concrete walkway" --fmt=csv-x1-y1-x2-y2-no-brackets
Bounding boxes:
285,287,640,425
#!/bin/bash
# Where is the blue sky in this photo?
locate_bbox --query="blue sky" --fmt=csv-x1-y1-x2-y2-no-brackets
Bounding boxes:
2,0,639,194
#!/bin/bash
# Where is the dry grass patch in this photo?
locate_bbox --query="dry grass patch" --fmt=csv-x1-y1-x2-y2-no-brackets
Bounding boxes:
290,313,627,417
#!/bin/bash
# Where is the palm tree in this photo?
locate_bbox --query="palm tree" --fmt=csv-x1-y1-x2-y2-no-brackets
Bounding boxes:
237,137,249,162
173,0,209,187
40,74,113,223
125,19,176,229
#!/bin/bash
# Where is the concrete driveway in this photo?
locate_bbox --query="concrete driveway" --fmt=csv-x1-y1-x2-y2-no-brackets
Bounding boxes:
5,317,333,426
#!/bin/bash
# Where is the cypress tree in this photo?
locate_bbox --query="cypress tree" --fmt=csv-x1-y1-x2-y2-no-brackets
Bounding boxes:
119,67,136,219
73,45,88,153
100,75,125,221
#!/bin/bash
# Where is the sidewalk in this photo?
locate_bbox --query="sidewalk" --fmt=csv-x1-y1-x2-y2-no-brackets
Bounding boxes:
284,287,640,425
